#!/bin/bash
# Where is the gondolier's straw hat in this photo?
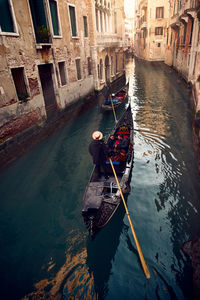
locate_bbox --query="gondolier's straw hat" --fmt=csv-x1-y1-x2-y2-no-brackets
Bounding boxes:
92,131,103,140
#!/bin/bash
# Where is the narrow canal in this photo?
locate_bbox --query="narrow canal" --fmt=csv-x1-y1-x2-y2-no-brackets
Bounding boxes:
0,59,200,300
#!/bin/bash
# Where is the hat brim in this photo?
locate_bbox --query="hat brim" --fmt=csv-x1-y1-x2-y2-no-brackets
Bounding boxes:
92,131,103,140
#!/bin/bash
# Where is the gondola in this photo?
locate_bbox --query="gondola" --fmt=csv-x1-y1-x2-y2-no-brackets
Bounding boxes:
101,86,128,111
82,103,134,237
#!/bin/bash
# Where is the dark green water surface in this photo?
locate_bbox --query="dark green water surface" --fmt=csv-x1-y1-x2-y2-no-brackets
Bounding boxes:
0,59,200,300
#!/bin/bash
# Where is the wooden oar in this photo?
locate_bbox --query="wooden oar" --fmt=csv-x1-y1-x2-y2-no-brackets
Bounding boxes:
111,98,117,124
109,158,150,279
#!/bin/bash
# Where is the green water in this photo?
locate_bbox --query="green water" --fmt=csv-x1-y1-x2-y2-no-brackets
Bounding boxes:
0,59,200,300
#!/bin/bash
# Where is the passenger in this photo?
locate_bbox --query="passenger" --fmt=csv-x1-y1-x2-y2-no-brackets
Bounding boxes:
107,134,115,156
115,134,129,152
89,131,109,180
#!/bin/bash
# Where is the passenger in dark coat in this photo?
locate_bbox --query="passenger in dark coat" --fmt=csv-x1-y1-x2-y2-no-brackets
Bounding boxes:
89,131,109,179
115,134,129,152
107,134,115,156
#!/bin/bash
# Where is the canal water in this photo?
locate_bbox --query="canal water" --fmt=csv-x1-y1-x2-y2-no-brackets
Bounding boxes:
0,59,200,300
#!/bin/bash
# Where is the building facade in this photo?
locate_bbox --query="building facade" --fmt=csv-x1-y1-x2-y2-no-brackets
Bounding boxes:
0,0,128,147
94,0,127,90
134,0,169,61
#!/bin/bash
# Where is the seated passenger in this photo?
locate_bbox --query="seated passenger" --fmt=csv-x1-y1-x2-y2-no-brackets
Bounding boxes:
107,134,115,156
115,134,129,152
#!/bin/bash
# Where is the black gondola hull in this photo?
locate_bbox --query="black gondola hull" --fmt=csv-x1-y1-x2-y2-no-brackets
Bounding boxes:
82,104,134,237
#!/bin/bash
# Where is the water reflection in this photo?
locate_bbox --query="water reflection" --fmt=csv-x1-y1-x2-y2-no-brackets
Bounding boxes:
22,231,96,300
132,59,200,299
22,203,127,300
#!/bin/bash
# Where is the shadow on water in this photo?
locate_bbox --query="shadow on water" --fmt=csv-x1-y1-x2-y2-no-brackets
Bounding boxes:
86,203,127,299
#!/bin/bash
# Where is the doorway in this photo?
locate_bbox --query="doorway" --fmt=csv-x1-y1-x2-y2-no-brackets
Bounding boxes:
38,64,57,118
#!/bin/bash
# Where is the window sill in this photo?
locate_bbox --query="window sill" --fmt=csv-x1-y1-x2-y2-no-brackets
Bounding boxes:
53,35,62,39
60,83,68,87
18,97,31,103
36,43,52,49
0,32,19,37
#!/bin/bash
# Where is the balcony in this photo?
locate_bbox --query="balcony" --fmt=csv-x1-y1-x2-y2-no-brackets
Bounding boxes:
97,33,122,48
35,25,52,47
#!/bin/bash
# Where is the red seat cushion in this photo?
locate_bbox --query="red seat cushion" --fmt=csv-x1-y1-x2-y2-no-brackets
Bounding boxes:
116,131,130,135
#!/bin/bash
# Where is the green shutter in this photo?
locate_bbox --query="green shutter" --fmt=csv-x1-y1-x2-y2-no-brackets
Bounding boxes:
0,0,14,32
83,16,88,37
49,0,59,36
69,6,77,37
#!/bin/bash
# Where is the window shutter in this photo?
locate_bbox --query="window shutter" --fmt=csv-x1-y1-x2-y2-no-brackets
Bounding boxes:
69,6,77,37
49,0,59,36
0,0,14,32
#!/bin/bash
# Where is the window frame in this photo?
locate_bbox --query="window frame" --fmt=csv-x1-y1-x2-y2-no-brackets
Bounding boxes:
87,57,92,76
68,3,79,38
0,0,19,36
28,0,51,44
99,59,103,80
83,16,88,38
156,7,164,19
58,61,67,86
48,0,62,38
115,54,118,73
114,11,117,34
11,66,30,102
155,27,163,36
75,58,82,80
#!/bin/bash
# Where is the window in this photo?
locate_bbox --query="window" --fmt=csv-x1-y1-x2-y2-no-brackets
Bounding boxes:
114,12,117,33
58,62,67,86
111,56,114,75
156,7,164,19
11,68,29,101
0,0,18,34
49,0,60,36
115,54,118,73
122,54,125,69
155,27,163,35
170,32,172,45
29,0,50,43
99,59,103,80
69,5,77,37
75,59,81,80
189,19,194,45
83,16,88,37
95,9,99,31
87,57,92,75
183,23,187,44
166,28,169,45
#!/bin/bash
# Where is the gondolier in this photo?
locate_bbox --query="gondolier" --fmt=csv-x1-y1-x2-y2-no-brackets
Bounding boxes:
89,131,109,180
